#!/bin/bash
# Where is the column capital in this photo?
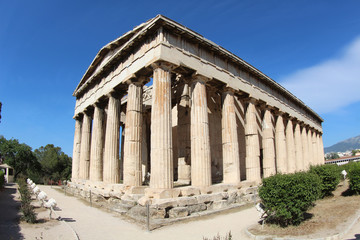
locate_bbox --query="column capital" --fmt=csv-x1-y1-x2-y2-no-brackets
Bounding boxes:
107,90,123,100
83,107,94,116
291,118,301,125
93,99,107,109
243,97,258,105
73,113,83,120
125,75,148,86
222,86,236,94
191,73,210,83
150,61,176,72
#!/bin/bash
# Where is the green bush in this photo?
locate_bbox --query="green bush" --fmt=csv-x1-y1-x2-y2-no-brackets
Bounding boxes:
348,163,360,194
0,171,4,188
309,164,341,198
17,177,37,223
339,162,360,178
259,172,321,227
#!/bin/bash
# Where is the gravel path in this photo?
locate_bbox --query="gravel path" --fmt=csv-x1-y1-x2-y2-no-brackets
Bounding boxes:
29,185,259,240
4,183,358,240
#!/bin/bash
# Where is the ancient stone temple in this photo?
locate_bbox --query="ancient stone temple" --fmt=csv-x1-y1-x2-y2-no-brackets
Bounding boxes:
69,15,324,220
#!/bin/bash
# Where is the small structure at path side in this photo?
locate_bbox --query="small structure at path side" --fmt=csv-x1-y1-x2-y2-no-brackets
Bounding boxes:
0,163,14,183
68,15,325,222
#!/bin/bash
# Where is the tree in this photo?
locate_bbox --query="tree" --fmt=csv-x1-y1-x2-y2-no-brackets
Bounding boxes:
0,136,39,178
34,144,72,182
352,149,359,156
326,152,340,160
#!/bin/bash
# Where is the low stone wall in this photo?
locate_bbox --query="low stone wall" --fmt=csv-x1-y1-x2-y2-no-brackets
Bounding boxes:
67,180,259,223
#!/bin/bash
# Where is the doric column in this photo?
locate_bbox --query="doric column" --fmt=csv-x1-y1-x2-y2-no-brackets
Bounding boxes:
71,115,82,181
307,129,314,166
316,132,322,165
285,118,296,173
177,81,191,183
79,111,92,180
103,92,121,184
294,121,303,171
89,103,105,182
312,131,318,166
301,126,309,170
191,75,212,187
262,108,276,178
275,113,287,173
123,79,144,187
222,89,240,184
150,63,173,189
319,133,325,165
245,99,261,182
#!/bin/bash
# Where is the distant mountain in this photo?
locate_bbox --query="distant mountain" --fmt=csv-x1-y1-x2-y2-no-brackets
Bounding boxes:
324,135,360,153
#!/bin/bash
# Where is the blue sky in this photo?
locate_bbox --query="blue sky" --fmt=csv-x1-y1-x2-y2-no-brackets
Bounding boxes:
1,0,360,156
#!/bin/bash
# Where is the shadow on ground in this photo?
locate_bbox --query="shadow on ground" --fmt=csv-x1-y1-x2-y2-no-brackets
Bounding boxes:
0,183,24,239
347,233,360,240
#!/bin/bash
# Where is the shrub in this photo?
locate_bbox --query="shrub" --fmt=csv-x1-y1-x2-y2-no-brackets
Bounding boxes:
17,177,37,223
259,172,321,227
348,163,360,194
340,162,360,178
309,164,341,198
0,171,4,188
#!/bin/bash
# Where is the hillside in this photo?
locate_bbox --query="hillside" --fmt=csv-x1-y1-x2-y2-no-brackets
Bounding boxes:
324,135,360,153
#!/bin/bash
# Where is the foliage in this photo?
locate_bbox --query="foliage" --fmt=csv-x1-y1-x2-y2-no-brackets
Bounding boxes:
325,152,340,160
0,170,4,188
0,136,40,178
348,163,360,194
259,172,321,227
0,136,72,184
17,177,36,223
203,232,232,240
338,162,360,178
309,164,341,198
34,144,72,182
352,149,360,156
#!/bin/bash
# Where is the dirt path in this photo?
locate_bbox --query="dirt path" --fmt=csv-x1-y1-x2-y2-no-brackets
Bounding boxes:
0,183,23,239
2,183,360,239
28,185,260,240
344,217,360,240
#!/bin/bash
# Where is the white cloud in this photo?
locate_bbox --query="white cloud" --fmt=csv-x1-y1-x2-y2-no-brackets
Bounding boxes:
279,36,360,114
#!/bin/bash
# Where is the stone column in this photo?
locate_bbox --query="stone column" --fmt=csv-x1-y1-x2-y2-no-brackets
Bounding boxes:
222,89,240,184
301,126,309,170
177,81,191,184
262,108,276,178
150,63,173,189
245,99,261,182
71,115,82,181
307,129,314,166
89,103,105,182
103,92,121,184
275,113,287,173
79,111,92,180
191,75,212,187
294,121,303,171
123,80,143,187
316,132,321,165
319,134,325,165
312,131,318,166
285,118,296,173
